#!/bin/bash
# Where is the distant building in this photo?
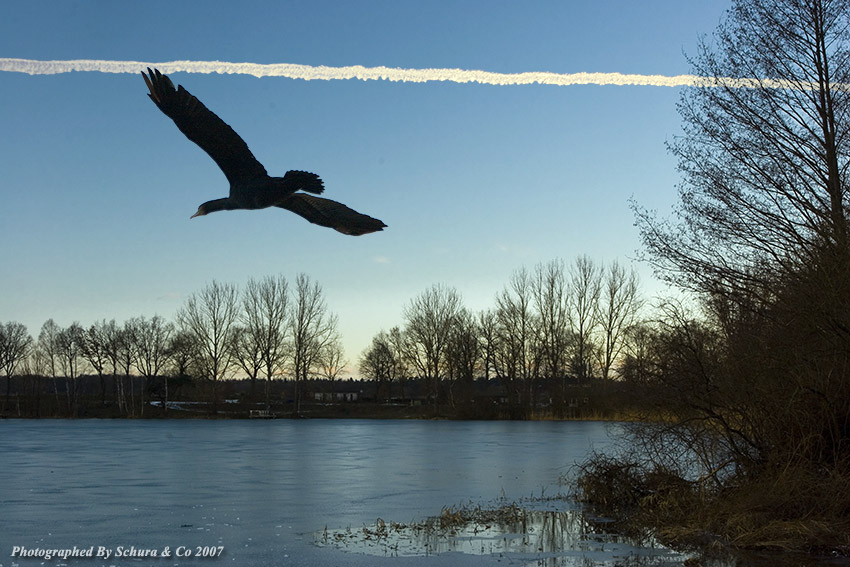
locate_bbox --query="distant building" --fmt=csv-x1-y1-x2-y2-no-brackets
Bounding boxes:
313,392,359,402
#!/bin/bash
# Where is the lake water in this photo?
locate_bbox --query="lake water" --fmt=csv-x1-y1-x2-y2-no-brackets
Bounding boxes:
0,419,687,567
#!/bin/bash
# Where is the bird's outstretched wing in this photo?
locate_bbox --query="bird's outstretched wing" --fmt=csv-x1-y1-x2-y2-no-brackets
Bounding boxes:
142,68,267,186
277,193,386,236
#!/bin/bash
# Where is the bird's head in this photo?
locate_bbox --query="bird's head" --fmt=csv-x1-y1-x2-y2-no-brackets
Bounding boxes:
190,204,209,219
191,198,232,218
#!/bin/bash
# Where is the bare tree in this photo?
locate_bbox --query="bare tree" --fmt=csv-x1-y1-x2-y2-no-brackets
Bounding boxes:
620,321,659,385
628,0,850,470
634,0,850,298
230,326,264,383
402,283,462,409
477,309,500,382
532,259,571,412
495,268,541,415
166,330,200,406
567,255,602,383
80,320,111,406
94,319,129,414
241,275,290,408
360,331,396,400
168,330,198,378
444,308,480,410
130,315,174,416
289,273,338,414
317,333,346,393
38,319,62,411
579,0,850,546
117,322,136,415
177,280,239,414
387,326,411,400
0,322,32,415
23,340,50,416
595,261,642,380
55,322,85,416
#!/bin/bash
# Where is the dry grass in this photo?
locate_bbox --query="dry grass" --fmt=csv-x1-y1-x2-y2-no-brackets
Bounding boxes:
434,501,525,531
574,453,850,557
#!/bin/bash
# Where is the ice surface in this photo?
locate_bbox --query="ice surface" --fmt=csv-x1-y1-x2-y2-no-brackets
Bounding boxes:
0,419,659,566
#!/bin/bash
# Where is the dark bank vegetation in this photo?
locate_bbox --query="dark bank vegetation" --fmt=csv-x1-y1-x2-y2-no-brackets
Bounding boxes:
576,0,850,557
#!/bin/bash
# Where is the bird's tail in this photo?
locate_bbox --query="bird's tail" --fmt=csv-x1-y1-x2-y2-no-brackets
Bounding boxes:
275,170,324,195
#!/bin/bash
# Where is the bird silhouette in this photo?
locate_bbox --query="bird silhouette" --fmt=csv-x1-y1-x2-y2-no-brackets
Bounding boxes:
141,68,386,236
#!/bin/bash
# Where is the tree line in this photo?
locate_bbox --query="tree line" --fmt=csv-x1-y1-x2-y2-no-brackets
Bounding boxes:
1,258,649,418
0,273,343,417
360,256,642,418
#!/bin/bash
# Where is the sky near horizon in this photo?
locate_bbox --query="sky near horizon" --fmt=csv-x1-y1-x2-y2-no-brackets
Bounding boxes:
0,1,729,372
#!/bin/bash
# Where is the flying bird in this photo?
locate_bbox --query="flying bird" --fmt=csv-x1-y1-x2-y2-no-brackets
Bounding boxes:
141,68,386,236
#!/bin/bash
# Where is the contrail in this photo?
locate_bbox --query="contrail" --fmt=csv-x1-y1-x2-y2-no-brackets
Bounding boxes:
0,57,805,89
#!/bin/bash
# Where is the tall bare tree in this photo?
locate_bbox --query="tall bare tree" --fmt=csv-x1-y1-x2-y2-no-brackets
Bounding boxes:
477,309,500,382
230,326,264,384
241,275,290,408
495,268,541,415
634,0,850,298
95,319,128,414
55,322,85,416
166,330,200,407
387,326,411,400
567,255,602,383
117,322,137,415
402,283,462,409
38,319,62,411
444,308,480,409
130,315,174,416
317,333,346,393
23,340,50,416
80,320,111,406
595,261,642,380
177,280,239,414
360,331,396,400
583,0,850,545
289,273,337,414
168,330,198,378
532,259,571,411
629,0,850,468
620,320,659,385
0,322,32,415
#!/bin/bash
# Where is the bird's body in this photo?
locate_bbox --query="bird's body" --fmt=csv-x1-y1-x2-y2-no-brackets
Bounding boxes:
194,171,321,214
141,68,385,236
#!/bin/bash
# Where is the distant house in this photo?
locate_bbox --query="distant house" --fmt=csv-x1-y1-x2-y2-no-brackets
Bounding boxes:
313,391,359,403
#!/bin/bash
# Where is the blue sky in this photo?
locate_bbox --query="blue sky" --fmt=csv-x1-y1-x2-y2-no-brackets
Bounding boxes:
0,1,729,370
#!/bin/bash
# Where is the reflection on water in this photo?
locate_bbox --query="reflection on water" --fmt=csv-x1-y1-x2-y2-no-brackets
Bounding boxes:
315,500,691,566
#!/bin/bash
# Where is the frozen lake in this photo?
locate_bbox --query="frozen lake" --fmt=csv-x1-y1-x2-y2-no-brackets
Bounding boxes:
0,419,681,566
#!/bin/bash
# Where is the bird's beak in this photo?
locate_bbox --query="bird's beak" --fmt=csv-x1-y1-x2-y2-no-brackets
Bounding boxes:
190,211,201,219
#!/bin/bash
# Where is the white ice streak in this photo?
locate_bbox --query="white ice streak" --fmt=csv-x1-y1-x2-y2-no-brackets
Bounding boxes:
0,57,818,89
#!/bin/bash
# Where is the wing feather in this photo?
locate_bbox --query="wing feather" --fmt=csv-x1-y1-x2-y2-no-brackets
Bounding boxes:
142,68,267,185
277,194,386,236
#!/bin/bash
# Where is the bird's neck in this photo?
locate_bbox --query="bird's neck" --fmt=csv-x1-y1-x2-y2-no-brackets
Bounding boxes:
201,198,238,213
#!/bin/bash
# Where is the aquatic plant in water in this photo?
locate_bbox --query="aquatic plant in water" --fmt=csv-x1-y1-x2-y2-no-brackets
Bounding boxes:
314,496,692,566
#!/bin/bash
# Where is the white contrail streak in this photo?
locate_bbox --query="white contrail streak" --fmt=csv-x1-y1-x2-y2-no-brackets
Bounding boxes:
0,57,807,89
